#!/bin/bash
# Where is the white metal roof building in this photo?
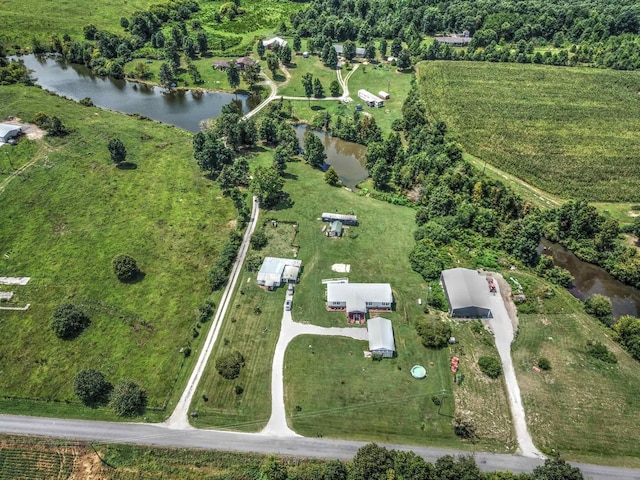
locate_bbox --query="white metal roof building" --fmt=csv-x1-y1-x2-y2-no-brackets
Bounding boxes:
0,124,22,143
367,316,396,357
264,37,288,49
441,268,492,318
321,212,357,225
332,44,366,57
257,257,302,288
357,89,384,108
326,283,393,314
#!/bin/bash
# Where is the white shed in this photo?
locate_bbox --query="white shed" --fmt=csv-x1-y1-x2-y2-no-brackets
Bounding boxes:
0,124,22,143
367,316,396,357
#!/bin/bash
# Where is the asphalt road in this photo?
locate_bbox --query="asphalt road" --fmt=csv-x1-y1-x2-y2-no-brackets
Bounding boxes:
1,415,639,479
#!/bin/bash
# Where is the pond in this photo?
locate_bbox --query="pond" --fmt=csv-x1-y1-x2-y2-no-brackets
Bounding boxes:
16,54,257,132
541,239,640,319
294,125,368,188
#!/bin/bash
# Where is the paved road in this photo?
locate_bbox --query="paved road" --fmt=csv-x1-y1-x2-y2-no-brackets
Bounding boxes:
2,415,640,479
487,278,543,459
165,196,260,428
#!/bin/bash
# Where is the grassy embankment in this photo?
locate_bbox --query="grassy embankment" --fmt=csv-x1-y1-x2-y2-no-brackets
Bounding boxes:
0,85,235,420
509,272,640,467
191,158,514,451
0,0,154,49
419,61,640,203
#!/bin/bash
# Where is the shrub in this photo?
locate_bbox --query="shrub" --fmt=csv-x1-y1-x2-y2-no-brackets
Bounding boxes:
537,357,551,371
79,97,94,107
250,229,268,250
453,411,475,438
235,385,244,394
415,318,451,349
371,353,383,362
208,264,228,291
584,294,613,326
215,351,245,379
198,300,215,323
51,304,90,339
112,254,141,281
33,112,69,137
586,340,617,364
108,138,127,164
73,369,111,405
110,380,147,417
183,347,192,358
478,355,502,378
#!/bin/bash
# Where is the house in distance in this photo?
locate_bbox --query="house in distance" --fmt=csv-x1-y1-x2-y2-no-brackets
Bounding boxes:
263,37,288,50
257,257,301,290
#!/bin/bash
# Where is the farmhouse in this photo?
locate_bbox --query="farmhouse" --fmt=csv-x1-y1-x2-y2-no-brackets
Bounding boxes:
332,44,366,58
264,37,288,49
326,282,393,322
257,257,302,289
321,212,357,225
434,31,472,46
236,57,256,70
441,268,493,318
328,220,343,237
367,316,396,357
0,124,22,143
357,89,384,108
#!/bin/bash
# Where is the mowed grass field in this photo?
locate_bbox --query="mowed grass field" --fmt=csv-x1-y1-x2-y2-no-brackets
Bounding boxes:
278,56,341,97
0,0,155,48
0,85,235,419
510,272,640,467
419,61,640,202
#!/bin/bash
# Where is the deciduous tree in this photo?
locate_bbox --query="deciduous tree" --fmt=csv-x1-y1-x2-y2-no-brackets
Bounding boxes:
110,380,147,417
250,165,285,207
107,137,127,164
303,132,326,168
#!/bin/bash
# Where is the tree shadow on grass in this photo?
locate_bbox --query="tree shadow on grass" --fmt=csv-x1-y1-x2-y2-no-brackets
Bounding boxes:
118,271,146,285
116,162,138,170
283,172,298,180
310,105,326,111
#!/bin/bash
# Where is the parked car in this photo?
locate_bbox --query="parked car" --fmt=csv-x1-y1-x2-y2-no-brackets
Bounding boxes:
285,299,292,311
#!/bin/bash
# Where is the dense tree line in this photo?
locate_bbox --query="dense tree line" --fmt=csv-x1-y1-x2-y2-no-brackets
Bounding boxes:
259,442,583,479
290,0,640,71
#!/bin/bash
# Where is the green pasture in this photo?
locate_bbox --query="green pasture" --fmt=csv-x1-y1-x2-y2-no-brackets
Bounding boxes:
278,56,340,97
0,85,235,420
419,61,640,202
510,272,640,467
348,63,414,133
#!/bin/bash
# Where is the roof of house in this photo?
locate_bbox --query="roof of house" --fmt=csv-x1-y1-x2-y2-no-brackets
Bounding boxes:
441,268,491,312
326,283,393,312
213,60,230,68
264,37,287,47
236,56,255,65
322,212,357,222
257,257,302,286
434,35,472,45
368,316,395,352
332,44,366,56
0,124,22,138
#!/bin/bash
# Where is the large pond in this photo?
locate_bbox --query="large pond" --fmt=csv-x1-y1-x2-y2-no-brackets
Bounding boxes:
294,125,368,188
541,239,640,318
16,54,256,132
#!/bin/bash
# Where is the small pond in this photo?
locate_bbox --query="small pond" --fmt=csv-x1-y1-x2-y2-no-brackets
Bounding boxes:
541,239,640,318
294,125,368,188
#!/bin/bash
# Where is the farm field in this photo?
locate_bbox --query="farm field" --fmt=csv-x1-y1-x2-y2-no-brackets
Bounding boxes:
0,85,235,420
419,61,640,202
510,271,640,467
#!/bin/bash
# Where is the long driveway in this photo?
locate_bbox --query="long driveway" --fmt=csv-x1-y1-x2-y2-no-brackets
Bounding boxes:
165,195,260,428
261,303,369,436
487,279,543,458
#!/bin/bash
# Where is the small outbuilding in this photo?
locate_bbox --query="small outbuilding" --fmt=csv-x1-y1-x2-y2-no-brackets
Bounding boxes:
0,124,22,143
378,91,390,100
322,212,357,225
367,316,396,357
441,268,493,318
328,220,343,237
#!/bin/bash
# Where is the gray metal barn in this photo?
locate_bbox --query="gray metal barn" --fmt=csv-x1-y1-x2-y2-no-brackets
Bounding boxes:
367,316,396,357
0,124,22,143
441,268,492,318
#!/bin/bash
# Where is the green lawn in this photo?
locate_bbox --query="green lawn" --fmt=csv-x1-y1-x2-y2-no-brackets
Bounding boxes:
419,61,640,202
347,63,414,132
510,271,640,467
0,0,155,49
278,56,340,97
0,85,235,420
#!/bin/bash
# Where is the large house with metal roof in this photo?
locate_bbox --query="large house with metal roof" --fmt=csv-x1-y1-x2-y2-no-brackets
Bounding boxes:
367,316,396,357
257,257,301,289
441,268,493,318
326,282,392,322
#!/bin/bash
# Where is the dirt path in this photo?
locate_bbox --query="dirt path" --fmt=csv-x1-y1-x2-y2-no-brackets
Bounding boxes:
0,142,54,195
